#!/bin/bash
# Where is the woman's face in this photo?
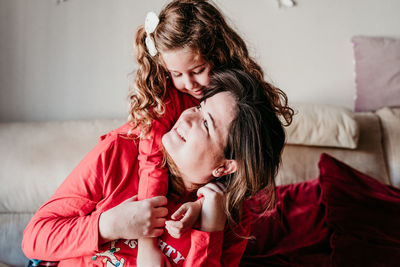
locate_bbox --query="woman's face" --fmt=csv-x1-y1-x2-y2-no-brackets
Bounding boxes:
162,91,238,190
161,48,211,99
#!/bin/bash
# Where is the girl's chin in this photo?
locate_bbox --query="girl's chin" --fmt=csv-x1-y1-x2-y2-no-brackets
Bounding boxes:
189,93,203,99
188,88,204,98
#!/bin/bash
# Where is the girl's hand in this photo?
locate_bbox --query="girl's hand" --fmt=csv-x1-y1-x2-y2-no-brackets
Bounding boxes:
165,199,202,238
197,182,227,232
99,195,168,242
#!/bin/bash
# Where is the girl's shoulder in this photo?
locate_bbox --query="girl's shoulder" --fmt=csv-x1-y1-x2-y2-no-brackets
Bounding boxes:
164,86,199,114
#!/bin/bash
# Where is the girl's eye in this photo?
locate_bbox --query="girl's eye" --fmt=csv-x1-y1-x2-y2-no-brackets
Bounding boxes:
172,72,182,77
193,68,205,75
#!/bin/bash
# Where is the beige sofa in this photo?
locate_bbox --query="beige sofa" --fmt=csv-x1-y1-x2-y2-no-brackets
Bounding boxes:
0,104,399,267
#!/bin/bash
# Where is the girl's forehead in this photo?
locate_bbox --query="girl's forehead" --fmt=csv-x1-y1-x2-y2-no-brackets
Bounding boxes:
161,48,207,70
163,47,200,60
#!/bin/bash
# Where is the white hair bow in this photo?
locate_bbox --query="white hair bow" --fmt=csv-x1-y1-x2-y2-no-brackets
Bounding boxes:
144,11,159,56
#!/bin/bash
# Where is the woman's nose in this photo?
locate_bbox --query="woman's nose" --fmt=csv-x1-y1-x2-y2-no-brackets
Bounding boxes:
181,107,200,125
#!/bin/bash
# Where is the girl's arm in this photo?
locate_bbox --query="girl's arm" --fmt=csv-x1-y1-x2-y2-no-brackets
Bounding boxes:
182,183,252,267
137,87,199,201
136,90,190,267
137,118,170,200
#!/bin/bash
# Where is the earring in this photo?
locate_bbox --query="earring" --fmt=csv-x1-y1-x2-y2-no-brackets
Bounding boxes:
216,168,223,175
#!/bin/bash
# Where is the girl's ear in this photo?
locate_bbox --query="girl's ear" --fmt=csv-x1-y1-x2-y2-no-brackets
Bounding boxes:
212,160,238,177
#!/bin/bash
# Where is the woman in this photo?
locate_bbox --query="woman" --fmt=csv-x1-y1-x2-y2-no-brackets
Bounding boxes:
22,69,287,266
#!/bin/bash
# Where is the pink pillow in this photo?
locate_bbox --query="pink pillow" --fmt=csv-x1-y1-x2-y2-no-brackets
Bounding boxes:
352,36,400,112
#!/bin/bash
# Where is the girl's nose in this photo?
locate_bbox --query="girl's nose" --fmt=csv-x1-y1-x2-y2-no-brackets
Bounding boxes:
184,75,195,90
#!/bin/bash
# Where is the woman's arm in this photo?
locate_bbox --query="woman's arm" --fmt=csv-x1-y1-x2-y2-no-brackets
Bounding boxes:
22,137,113,260
22,134,168,261
99,194,168,243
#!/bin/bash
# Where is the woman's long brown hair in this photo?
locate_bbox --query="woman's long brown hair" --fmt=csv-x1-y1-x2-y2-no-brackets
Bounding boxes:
166,69,290,231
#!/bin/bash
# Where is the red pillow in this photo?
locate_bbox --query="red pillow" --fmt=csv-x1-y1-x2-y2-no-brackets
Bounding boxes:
241,154,400,267
242,179,331,266
319,153,400,266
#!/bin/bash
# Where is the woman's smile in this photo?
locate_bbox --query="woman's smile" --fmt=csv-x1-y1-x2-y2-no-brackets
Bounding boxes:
174,127,186,142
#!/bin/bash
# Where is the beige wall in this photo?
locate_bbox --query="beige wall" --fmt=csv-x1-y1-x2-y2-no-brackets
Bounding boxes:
1,0,399,122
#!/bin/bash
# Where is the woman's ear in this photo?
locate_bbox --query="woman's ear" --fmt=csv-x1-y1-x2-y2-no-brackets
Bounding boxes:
212,160,238,177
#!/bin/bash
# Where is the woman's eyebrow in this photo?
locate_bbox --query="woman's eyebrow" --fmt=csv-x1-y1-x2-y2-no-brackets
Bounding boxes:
206,111,216,131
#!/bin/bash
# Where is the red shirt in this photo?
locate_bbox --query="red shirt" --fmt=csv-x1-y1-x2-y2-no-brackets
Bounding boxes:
22,88,251,266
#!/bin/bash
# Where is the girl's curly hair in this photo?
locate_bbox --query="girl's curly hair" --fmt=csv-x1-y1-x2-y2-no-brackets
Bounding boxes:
128,0,293,137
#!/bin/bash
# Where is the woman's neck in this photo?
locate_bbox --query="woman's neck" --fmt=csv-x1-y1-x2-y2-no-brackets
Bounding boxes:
180,190,197,203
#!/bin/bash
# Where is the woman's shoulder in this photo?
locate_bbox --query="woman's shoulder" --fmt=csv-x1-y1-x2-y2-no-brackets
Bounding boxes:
96,123,138,151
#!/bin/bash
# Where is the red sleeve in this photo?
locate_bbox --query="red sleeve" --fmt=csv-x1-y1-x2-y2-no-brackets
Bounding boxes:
183,230,224,266
21,135,129,261
137,117,171,200
137,88,198,200
183,205,252,267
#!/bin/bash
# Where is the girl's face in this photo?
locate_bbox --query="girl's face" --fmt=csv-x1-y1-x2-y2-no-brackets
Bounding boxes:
161,48,211,99
162,91,238,190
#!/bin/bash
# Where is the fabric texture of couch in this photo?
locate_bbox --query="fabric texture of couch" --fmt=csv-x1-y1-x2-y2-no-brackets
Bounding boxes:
0,105,399,267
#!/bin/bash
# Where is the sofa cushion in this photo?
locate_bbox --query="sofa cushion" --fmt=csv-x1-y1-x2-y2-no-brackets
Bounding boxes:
0,119,125,213
277,112,389,185
0,213,33,267
376,107,400,187
285,103,359,149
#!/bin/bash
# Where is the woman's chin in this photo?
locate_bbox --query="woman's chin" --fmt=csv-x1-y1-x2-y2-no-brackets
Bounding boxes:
162,132,175,153
183,182,197,192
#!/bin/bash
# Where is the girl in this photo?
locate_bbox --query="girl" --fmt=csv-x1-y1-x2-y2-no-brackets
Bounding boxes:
22,69,289,266
129,1,293,263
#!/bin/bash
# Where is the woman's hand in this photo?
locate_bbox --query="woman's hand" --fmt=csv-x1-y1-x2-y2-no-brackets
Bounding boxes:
99,195,168,243
197,182,227,232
